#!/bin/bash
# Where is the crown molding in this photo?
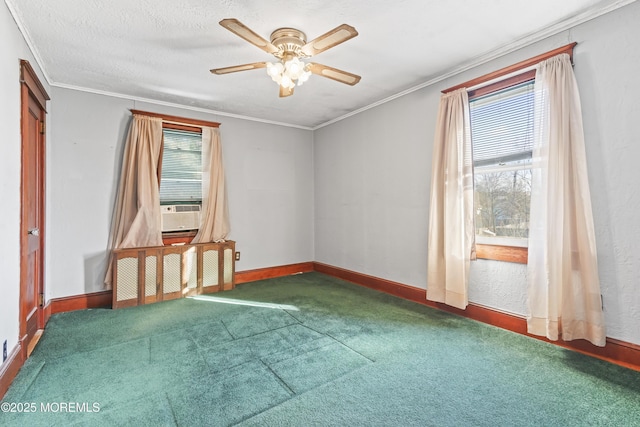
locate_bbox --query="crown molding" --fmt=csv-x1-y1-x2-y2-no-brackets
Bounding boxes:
5,0,53,85
50,82,314,131
6,0,636,131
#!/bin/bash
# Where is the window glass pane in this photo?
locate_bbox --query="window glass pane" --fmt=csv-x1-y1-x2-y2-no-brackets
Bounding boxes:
159,129,202,204
474,169,530,239
470,81,534,168
470,81,534,242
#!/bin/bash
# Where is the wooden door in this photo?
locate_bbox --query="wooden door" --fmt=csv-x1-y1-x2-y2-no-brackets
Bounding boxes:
20,60,49,358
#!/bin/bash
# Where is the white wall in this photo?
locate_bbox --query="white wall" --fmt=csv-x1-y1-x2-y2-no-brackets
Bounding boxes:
47,89,315,298
314,2,640,345
4,0,638,362
574,5,640,344
0,2,50,364
314,89,436,288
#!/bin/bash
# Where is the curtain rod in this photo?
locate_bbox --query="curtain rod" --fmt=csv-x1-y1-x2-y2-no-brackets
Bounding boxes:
130,109,220,128
442,42,577,94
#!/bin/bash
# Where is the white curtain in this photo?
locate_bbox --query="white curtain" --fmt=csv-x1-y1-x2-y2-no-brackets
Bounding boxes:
104,114,164,288
527,54,606,346
191,127,230,243
427,88,476,309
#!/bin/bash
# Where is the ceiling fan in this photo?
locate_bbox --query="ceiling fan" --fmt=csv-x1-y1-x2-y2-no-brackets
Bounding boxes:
210,19,361,97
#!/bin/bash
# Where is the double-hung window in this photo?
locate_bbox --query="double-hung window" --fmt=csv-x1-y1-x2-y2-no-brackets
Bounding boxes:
469,79,534,249
441,43,575,263
158,126,203,242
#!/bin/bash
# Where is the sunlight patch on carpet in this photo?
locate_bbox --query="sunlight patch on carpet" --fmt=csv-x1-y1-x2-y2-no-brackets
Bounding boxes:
188,295,299,311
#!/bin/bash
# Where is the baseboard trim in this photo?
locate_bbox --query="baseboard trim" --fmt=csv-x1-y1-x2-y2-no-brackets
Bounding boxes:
0,343,24,400
49,290,113,314
235,262,314,284
314,262,427,304
313,262,640,371
42,263,316,314
43,301,52,324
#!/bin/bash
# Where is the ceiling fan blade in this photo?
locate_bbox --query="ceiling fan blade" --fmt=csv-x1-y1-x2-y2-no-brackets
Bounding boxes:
210,62,268,75
279,85,294,98
219,19,279,55
307,63,361,86
300,24,358,57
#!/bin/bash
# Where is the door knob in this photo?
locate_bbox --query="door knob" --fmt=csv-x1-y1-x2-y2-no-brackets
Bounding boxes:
28,228,40,236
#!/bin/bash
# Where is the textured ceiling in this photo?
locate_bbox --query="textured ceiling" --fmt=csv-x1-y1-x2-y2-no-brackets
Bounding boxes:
6,0,634,129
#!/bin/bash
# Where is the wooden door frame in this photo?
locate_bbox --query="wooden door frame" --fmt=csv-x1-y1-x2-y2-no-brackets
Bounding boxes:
19,60,49,359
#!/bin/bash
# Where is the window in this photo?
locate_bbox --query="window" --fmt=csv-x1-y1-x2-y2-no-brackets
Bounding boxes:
126,109,221,244
440,42,575,263
469,80,534,248
159,128,203,204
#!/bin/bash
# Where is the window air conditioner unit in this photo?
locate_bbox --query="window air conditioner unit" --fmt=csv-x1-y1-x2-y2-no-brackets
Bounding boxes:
161,204,201,232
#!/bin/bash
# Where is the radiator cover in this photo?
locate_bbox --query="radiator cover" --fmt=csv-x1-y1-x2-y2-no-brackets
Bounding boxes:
112,240,235,309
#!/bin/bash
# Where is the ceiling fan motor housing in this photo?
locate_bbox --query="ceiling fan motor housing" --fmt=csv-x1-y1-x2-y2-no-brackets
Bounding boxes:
270,28,307,58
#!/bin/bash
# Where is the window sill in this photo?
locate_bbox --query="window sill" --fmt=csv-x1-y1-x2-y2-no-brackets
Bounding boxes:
162,231,197,246
476,244,528,264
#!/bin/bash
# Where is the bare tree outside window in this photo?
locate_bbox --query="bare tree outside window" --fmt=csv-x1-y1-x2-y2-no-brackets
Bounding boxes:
474,169,531,238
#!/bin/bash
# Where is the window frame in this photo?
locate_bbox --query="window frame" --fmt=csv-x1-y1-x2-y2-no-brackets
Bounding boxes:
441,43,576,263
469,75,534,263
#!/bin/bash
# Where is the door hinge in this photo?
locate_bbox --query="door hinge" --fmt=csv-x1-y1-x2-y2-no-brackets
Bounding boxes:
40,121,45,134
38,293,44,307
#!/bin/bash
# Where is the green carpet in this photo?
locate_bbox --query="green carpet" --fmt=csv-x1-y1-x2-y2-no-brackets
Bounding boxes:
2,272,639,426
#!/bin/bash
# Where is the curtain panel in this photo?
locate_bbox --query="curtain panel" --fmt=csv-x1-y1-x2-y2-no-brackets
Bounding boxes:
191,127,230,243
427,88,476,309
104,114,164,288
527,54,606,346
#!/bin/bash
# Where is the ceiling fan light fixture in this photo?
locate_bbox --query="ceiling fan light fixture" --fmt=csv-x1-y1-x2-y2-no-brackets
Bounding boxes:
266,58,311,89
285,57,303,77
297,69,311,86
266,62,283,79
281,74,294,89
